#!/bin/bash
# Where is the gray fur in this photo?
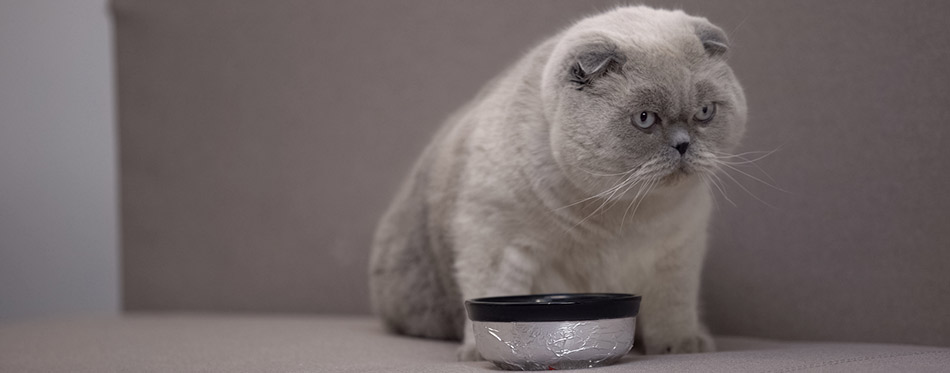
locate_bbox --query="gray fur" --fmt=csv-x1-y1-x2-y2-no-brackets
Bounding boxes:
694,22,729,56
369,6,747,360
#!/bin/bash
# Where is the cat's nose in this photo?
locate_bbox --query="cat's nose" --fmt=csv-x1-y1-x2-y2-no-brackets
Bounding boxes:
673,141,690,155
669,127,690,156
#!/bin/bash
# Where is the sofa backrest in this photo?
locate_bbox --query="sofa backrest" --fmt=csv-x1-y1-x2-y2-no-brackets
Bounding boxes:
116,0,950,346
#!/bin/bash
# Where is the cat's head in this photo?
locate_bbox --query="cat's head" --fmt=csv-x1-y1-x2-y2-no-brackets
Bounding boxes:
540,6,747,196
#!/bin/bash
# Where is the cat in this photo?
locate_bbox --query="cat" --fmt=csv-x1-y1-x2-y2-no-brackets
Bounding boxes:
369,5,747,360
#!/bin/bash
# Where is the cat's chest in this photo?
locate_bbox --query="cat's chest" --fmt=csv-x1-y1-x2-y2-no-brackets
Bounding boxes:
530,228,670,293
526,181,710,293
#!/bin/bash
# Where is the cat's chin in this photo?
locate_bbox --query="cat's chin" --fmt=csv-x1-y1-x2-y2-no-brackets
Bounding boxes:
659,164,705,187
660,172,689,187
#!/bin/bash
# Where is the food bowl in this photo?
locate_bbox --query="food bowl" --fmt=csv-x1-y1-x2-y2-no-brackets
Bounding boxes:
464,293,641,371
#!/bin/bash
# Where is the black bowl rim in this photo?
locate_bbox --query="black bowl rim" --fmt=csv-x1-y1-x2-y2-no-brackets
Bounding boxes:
464,293,641,322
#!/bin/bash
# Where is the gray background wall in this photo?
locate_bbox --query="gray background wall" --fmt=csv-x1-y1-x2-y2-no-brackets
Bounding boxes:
0,0,118,320
116,0,950,347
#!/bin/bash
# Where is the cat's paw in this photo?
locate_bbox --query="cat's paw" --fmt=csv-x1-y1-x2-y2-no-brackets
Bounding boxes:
643,330,715,355
456,343,484,361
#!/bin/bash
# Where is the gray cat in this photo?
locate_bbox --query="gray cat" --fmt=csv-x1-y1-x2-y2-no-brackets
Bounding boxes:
369,5,747,360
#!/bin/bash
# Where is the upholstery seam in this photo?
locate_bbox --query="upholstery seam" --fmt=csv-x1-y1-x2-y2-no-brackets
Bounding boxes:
764,350,950,373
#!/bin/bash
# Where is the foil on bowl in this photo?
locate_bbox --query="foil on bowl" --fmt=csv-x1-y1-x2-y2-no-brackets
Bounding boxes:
472,317,636,370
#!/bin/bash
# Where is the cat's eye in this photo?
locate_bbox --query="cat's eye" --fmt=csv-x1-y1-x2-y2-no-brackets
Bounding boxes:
633,111,657,130
694,102,716,123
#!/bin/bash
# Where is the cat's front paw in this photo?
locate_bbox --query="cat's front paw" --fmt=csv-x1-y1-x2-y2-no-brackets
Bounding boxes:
456,343,484,361
643,330,715,355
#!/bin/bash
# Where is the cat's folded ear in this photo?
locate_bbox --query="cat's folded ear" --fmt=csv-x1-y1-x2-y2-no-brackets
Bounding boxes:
569,46,626,89
693,21,729,57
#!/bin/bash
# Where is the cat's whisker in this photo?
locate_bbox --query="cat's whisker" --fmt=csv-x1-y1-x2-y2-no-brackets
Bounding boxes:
557,170,637,210
567,174,641,230
714,158,767,165
594,169,644,207
557,158,662,210
605,165,658,211
708,148,781,184
614,175,650,226
694,158,737,207
711,148,779,160
738,158,779,184
568,162,664,232
621,176,659,231
577,167,640,177
709,170,737,206
728,13,751,37
698,175,719,211
701,172,735,207
604,178,636,212
597,176,634,213
600,165,658,213
712,160,790,194
713,164,779,209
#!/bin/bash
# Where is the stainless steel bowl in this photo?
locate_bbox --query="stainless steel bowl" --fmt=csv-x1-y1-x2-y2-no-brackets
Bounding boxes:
465,293,641,371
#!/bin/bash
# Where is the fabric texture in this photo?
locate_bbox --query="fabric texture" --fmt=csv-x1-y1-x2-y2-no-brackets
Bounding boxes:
1,315,947,373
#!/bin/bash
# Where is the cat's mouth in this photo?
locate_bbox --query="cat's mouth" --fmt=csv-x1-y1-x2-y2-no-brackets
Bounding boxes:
660,158,704,185
673,156,695,174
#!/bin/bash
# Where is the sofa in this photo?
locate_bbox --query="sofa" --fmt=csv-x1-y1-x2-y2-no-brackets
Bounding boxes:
3,1,949,371
2,315,947,372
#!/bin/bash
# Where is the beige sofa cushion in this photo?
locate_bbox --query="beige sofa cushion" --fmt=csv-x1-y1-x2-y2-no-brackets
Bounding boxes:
2,315,947,372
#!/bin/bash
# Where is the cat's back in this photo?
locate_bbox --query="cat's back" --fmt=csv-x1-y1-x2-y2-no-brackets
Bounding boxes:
368,35,557,340
378,35,558,241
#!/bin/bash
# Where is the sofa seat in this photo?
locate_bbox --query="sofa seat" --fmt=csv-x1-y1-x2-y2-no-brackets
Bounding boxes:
1,314,947,372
